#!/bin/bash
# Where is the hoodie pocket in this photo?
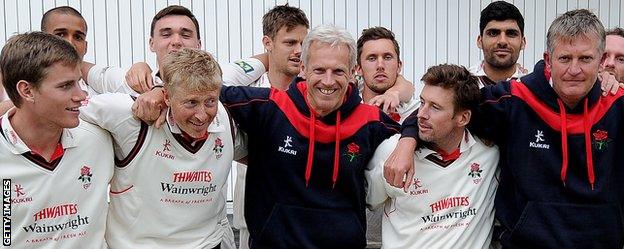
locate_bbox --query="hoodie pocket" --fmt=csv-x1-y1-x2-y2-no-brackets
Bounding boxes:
255,204,366,249
507,202,623,249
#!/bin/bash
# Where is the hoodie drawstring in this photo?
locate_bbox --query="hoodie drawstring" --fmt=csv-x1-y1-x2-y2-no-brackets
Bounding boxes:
305,110,342,188
332,112,341,188
305,114,316,187
583,100,595,190
557,98,595,190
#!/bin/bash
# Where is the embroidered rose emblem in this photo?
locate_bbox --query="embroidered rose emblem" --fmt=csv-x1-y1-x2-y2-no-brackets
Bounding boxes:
592,130,611,151
345,142,361,162
468,163,482,178
213,138,224,159
78,166,92,183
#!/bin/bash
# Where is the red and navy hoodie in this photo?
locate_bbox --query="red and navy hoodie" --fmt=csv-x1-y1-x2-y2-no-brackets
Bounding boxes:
402,60,624,248
403,61,624,248
221,77,399,249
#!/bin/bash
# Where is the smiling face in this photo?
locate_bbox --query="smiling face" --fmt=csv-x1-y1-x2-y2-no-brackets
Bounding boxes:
165,85,218,139
544,35,604,108
601,34,624,82
357,38,402,94
149,15,201,68
264,25,308,77
478,19,525,70
302,41,354,117
28,63,85,129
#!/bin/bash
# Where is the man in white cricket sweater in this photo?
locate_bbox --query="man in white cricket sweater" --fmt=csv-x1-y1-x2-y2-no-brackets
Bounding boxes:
366,64,499,249
0,32,114,248
80,48,244,248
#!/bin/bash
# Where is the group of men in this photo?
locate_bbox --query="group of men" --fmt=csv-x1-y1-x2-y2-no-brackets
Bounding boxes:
2,1,624,249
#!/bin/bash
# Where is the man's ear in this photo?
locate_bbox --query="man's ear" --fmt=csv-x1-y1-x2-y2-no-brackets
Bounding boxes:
16,80,35,103
543,52,551,69
262,36,273,52
163,89,171,107
456,109,472,127
477,35,483,50
149,37,155,52
520,36,526,50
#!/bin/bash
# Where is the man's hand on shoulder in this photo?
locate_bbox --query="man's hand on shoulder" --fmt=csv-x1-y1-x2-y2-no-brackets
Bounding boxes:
126,62,154,94
383,137,417,192
598,71,623,96
132,88,167,128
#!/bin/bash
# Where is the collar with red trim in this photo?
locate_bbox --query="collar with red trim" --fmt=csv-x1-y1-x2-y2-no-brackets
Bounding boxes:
415,129,476,162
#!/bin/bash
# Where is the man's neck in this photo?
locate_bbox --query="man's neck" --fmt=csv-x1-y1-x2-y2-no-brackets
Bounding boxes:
361,86,380,103
10,109,63,161
267,69,295,91
483,62,517,82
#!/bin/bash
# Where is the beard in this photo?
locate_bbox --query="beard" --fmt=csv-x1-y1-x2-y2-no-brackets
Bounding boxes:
484,52,519,70
365,80,395,94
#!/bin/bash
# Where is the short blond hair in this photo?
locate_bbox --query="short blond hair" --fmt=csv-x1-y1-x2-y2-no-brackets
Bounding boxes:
161,48,222,93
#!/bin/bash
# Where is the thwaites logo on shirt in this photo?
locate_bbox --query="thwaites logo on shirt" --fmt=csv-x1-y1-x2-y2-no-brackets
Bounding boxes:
529,130,550,149
160,170,217,197
11,183,32,204
24,203,90,234
421,196,477,224
77,166,92,190
278,136,297,156
409,178,429,196
155,139,176,160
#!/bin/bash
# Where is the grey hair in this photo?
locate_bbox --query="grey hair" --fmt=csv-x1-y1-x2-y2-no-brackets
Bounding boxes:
301,25,357,69
546,9,605,55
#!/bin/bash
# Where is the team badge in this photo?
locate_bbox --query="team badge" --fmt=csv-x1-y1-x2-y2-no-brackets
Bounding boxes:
344,142,361,162
213,138,224,159
235,61,254,73
592,130,611,151
468,163,483,184
78,166,93,189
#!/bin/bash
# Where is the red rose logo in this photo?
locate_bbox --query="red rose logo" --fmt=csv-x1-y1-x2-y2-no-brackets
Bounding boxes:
80,166,91,176
593,130,608,141
345,142,361,162
78,166,92,184
592,130,611,151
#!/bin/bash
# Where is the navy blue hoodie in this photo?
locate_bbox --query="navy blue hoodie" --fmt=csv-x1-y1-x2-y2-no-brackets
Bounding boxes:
221,77,399,249
402,61,624,248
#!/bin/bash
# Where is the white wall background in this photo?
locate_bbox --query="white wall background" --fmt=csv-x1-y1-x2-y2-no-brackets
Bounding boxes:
2,0,624,83
2,0,624,210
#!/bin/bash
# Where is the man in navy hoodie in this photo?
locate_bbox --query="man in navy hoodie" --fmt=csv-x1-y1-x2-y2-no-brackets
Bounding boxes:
389,9,624,248
220,25,399,248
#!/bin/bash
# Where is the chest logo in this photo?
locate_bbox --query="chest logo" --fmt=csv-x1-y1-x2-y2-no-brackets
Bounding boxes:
213,137,224,159
78,166,92,189
468,163,483,184
529,130,550,149
278,136,297,156
344,142,361,162
163,139,172,152
592,130,611,151
11,183,33,204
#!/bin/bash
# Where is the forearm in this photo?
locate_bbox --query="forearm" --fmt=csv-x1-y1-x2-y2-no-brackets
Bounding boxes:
390,75,415,102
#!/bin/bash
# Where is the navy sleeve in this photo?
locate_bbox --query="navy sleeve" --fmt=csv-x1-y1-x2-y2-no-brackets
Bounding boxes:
220,85,271,135
469,81,512,143
399,109,418,139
